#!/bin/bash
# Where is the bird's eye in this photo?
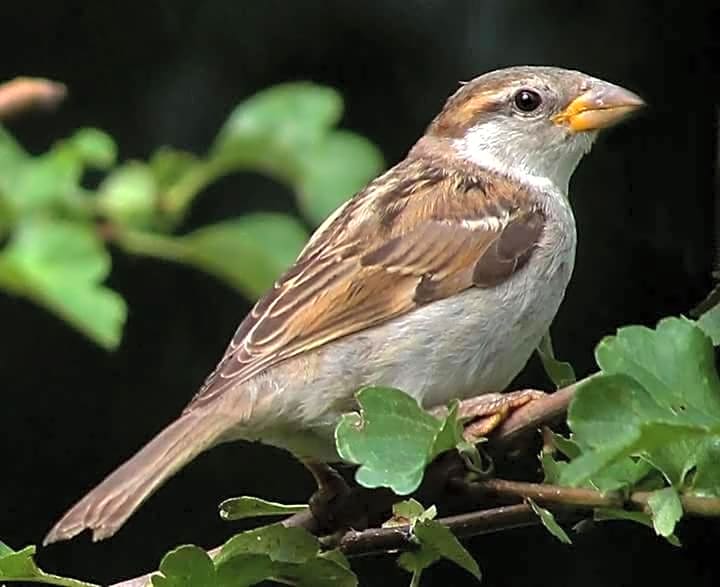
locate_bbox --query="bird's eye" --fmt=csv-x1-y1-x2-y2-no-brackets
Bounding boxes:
513,89,543,113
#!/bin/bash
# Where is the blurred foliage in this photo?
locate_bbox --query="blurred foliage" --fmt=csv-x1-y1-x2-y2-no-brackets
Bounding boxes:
0,82,384,348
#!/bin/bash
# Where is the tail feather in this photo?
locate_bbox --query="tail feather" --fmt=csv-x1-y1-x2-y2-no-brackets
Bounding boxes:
44,407,228,545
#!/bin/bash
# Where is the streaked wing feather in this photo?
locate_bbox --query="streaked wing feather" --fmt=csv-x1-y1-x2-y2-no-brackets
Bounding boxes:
185,160,545,412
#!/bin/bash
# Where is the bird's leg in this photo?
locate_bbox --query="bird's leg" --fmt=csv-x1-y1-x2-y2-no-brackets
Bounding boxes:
434,389,549,443
303,461,352,529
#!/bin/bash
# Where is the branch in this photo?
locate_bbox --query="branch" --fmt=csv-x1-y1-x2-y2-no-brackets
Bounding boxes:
0,77,67,120
326,504,540,557
110,379,583,587
453,478,720,517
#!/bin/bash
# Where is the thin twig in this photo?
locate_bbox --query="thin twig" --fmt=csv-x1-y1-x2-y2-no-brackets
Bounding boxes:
328,504,539,557
0,77,67,119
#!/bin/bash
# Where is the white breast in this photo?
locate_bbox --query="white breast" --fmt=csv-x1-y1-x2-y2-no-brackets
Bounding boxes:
348,191,576,408
242,190,576,460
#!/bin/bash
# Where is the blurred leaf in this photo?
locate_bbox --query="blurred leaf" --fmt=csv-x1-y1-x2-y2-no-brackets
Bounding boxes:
298,130,383,226
0,125,27,175
182,213,307,298
335,387,460,495
1,149,81,214
68,128,117,169
696,303,720,346
528,499,572,544
647,487,683,539
0,541,98,586
119,213,308,300
219,496,306,521
214,82,342,161
537,331,576,388
0,219,126,349
152,545,215,587
98,162,156,226
150,148,200,190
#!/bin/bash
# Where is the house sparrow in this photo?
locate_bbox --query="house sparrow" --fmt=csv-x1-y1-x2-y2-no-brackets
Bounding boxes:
44,66,644,544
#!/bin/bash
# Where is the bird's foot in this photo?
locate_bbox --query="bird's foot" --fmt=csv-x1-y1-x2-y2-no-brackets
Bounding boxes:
304,462,354,530
455,389,549,443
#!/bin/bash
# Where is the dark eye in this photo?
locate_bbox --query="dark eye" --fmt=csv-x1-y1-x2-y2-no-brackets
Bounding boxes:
513,89,542,113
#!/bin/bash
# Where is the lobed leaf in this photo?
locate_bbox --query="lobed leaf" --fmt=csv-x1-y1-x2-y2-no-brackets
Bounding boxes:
335,387,461,495
557,318,720,491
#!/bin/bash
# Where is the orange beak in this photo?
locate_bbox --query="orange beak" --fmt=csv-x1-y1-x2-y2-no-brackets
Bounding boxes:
553,82,645,132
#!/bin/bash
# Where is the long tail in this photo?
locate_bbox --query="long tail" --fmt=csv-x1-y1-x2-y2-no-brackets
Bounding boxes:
44,406,229,545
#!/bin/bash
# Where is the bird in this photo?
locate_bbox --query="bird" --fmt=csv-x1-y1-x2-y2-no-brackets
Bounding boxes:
44,66,644,545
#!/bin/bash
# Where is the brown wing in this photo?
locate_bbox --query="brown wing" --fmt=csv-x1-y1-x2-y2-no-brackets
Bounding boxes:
185,158,545,411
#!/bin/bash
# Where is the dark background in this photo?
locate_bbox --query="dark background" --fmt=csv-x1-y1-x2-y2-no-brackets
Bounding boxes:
1,1,718,585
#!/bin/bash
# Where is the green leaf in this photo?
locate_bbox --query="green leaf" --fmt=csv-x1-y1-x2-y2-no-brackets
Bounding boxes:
98,162,157,226
181,214,308,299
319,549,351,570
219,496,307,521
690,437,720,496
335,387,456,495
1,148,81,214
430,401,463,461
151,545,215,587
647,487,683,538
214,82,342,160
216,524,319,566
527,499,572,544
696,303,720,346
413,520,481,581
69,128,117,169
537,331,576,388
297,130,383,226
214,554,276,587
393,499,429,522
0,541,98,586
150,148,200,191
593,507,682,546
0,125,27,175
274,557,358,587
386,500,437,528
0,219,126,349
214,525,357,587
118,213,308,300
558,318,720,490
596,318,720,419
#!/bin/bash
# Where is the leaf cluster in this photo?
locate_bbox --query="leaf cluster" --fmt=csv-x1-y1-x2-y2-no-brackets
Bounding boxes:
0,83,382,348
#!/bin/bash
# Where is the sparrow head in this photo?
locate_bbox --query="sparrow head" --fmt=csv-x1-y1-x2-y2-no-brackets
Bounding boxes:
427,66,645,193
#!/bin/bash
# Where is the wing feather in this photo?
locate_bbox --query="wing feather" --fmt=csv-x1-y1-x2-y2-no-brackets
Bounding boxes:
185,159,545,411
